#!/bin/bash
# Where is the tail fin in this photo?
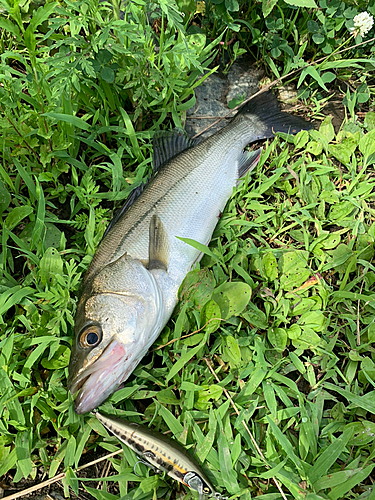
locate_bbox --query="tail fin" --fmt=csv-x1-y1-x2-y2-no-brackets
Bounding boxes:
236,91,313,140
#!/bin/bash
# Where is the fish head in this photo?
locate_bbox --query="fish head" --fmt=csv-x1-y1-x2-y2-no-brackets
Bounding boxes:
68,254,164,414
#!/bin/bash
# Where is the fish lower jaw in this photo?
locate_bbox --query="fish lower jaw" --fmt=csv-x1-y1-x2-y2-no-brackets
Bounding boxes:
73,372,124,414
71,339,128,414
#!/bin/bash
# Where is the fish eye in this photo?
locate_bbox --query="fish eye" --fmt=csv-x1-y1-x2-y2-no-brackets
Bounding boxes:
203,486,211,494
79,325,102,348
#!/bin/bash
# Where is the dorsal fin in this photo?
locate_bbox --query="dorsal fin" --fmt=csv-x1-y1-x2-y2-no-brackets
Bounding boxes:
103,128,199,238
152,128,200,171
103,182,146,238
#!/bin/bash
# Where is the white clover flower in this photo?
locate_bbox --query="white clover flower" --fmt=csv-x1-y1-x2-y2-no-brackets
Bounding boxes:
350,11,374,37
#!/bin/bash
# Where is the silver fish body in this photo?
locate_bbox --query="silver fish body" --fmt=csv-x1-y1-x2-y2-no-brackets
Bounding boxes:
68,91,312,413
94,411,223,499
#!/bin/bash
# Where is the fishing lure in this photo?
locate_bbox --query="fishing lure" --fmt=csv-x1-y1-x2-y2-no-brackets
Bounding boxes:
94,411,225,499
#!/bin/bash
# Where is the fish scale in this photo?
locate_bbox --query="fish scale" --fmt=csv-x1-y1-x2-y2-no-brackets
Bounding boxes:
68,90,313,414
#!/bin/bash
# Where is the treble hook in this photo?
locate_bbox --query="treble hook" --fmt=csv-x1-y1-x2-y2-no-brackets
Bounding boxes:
133,456,161,477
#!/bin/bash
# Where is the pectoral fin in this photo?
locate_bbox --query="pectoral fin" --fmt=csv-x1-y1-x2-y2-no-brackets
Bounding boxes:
148,214,169,271
238,148,262,179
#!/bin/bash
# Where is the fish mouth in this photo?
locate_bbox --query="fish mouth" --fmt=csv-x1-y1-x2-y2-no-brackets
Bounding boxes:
69,338,127,414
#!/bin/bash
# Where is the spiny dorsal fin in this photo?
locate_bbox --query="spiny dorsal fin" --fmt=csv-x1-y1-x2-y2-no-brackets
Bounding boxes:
148,214,169,271
103,129,199,238
152,128,200,171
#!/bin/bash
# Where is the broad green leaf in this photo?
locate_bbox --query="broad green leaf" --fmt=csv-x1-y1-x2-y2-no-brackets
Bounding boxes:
19,222,61,249
306,141,323,155
292,327,321,350
262,0,278,17
284,0,317,7
359,129,375,159
39,247,64,285
280,250,308,274
319,116,335,142
201,299,221,333
347,420,375,446
328,201,356,221
212,282,251,319
223,335,242,367
179,268,216,309
322,232,341,249
196,384,223,408
329,132,359,166
280,268,310,291
298,310,326,332
323,243,354,272
262,252,278,281
364,111,375,131
242,302,268,329
186,33,206,54
287,325,302,340
225,0,239,10
295,130,309,149
101,66,115,83
268,327,287,351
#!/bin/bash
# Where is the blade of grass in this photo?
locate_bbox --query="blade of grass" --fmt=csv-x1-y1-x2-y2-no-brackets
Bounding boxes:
308,426,355,485
204,358,288,500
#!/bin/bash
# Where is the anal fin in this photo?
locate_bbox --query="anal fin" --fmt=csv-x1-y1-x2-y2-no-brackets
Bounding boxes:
148,214,169,271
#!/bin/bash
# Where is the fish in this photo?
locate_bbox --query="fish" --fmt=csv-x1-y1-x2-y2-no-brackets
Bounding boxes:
68,90,313,414
94,410,224,499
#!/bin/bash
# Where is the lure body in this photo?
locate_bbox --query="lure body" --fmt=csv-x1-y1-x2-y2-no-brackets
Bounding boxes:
95,411,224,499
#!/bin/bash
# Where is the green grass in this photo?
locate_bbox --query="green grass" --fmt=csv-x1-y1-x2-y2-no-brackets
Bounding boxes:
1,0,375,498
